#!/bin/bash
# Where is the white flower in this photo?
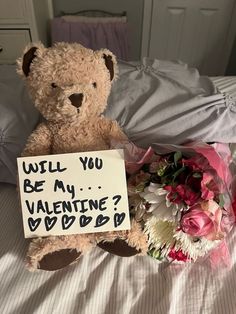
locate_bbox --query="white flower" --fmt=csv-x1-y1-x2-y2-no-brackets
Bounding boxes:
145,216,220,262
173,230,220,260
144,216,177,256
140,183,185,222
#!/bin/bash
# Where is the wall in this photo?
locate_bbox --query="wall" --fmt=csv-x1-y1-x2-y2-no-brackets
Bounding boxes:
52,0,144,60
226,38,236,75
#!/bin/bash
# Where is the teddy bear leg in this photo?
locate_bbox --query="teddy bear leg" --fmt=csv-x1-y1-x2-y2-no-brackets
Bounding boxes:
97,219,149,257
26,234,96,271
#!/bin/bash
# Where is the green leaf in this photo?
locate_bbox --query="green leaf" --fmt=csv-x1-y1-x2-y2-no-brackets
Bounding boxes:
219,194,225,207
148,249,163,261
192,172,202,178
157,163,169,176
174,151,182,167
172,166,186,181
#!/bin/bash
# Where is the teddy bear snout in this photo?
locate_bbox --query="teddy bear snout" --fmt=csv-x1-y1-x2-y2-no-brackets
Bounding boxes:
69,93,84,109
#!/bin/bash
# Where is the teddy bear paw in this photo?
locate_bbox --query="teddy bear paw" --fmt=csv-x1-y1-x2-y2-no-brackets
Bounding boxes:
25,234,95,271
98,239,141,257
97,219,149,257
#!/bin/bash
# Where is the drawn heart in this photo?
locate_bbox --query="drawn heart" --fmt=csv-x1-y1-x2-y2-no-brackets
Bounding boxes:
114,213,126,228
95,214,110,228
80,215,92,228
28,217,41,232
62,215,76,230
45,216,57,231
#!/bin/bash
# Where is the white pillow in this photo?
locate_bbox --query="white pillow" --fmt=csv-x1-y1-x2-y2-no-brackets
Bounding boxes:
106,59,234,149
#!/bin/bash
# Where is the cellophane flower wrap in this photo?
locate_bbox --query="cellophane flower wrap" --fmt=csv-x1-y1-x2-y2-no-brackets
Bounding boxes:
112,140,235,267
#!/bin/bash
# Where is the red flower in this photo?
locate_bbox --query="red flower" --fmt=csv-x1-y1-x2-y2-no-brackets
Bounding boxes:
164,184,199,206
176,185,199,206
186,174,202,192
164,185,182,204
232,198,236,220
183,155,209,171
168,248,189,262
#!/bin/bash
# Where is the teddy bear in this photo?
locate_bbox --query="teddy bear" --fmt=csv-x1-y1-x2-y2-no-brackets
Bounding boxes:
17,42,148,271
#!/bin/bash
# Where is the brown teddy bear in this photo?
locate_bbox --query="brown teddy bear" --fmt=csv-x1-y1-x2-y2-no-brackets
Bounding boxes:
17,42,148,271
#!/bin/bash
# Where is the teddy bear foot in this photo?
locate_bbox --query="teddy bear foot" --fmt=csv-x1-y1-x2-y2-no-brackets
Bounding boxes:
98,239,140,257
25,234,95,271
38,249,81,271
97,219,149,257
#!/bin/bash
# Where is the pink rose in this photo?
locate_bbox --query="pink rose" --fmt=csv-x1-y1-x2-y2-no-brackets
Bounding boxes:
180,200,223,240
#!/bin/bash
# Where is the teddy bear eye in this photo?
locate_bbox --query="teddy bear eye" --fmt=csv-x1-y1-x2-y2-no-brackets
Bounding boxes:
51,83,57,88
92,82,97,88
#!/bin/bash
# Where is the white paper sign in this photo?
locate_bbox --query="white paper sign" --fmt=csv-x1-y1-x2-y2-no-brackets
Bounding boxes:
17,150,130,238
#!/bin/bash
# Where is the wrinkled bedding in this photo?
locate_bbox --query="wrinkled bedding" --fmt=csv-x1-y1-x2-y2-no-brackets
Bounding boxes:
0,182,236,314
1,61,236,185
0,65,39,184
106,60,236,147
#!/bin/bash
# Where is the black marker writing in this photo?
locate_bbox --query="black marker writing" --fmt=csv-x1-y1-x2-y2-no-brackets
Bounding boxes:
53,179,75,199
79,157,103,170
22,160,67,174
44,216,57,231
80,215,92,227
25,197,109,215
62,214,76,230
114,212,126,228
112,195,121,210
28,217,41,232
24,179,45,193
95,214,110,227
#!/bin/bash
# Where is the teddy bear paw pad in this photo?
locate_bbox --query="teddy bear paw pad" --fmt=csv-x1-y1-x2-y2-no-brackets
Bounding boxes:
38,249,81,271
98,239,140,257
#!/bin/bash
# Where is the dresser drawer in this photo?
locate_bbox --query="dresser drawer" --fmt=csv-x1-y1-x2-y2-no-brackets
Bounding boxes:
0,0,28,24
0,29,31,64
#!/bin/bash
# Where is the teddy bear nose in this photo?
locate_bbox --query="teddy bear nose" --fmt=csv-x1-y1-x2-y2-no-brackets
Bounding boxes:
69,93,84,108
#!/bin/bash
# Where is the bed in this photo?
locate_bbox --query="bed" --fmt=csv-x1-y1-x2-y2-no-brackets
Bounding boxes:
1,60,236,314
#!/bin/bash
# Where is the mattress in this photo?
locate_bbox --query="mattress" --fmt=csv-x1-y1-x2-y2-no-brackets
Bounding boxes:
1,182,236,314
211,76,236,100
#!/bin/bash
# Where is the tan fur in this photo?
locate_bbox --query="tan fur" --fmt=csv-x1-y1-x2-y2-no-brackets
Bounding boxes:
26,234,95,271
94,220,148,255
18,42,148,271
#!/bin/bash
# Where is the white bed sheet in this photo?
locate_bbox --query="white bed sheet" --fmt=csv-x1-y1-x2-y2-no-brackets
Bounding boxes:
1,182,236,314
212,76,236,100
1,76,236,314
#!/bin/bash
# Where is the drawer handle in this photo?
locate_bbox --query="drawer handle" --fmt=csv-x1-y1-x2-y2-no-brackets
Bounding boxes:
0,47,3,53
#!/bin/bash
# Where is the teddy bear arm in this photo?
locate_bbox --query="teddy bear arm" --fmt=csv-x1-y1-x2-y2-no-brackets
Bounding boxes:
109,120,128,142
21,123,52,157
99,118,127,146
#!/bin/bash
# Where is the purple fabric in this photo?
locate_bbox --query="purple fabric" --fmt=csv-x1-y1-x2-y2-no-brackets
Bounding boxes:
51,17,129,60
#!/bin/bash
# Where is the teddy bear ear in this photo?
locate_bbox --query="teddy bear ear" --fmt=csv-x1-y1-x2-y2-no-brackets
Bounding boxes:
96,49,118,82
17,43,45,77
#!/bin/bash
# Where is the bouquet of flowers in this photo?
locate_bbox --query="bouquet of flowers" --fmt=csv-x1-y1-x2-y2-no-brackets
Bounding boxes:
119,141,235,266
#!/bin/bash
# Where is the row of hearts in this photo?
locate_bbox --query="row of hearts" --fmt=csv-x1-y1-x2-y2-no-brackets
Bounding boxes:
28,213,126,232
